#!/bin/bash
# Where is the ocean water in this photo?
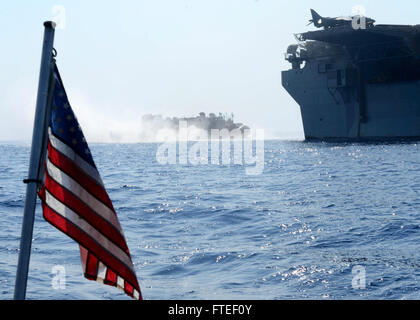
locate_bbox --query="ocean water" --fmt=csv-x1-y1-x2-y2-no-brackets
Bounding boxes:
0,140,419,300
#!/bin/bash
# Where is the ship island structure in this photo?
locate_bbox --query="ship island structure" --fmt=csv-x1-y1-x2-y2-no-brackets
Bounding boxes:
282,16,420,140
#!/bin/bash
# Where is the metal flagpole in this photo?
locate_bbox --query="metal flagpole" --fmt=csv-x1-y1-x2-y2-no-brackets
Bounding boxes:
14,21,56,300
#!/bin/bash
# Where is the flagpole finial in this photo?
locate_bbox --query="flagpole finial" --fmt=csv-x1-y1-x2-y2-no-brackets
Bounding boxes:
44,21,56,29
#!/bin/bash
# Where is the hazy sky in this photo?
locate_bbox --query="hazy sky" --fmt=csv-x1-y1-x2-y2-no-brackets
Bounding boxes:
0,1,419,142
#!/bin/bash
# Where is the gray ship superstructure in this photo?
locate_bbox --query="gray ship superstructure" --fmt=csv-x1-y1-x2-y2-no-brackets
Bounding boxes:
282,11,420,140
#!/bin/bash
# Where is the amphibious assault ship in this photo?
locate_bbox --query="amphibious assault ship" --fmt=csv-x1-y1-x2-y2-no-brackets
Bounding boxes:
282,10,420,140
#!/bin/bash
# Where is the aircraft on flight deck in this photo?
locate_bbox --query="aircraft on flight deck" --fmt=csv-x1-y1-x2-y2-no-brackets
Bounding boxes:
308,9,376,29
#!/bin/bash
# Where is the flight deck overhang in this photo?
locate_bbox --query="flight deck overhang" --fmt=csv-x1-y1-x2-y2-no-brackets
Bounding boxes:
297,24,420,47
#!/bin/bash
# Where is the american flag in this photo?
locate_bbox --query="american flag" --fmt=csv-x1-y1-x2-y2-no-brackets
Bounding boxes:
37,66,142,300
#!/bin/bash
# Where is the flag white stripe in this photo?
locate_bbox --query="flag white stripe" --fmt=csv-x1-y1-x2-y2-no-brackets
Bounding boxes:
96,258,140,298
45,190,135,273
46,158,122,234
97,261,107,283
80,246,88,274
117,276,124,290
48,129,104,187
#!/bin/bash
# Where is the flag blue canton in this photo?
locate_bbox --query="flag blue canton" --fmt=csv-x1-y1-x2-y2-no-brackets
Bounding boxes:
49,71,96,168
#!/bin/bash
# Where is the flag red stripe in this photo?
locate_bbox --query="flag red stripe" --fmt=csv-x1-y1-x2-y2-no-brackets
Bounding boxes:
105,268,117,285
48,130,104,187
43,186,136,284
44,169,129,254
125,282,134,296
86,253,98,280
48,141,115,211
41,200,140,293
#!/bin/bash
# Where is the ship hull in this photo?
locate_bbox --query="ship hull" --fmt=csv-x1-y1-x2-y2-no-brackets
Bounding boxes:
282,64,420,141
